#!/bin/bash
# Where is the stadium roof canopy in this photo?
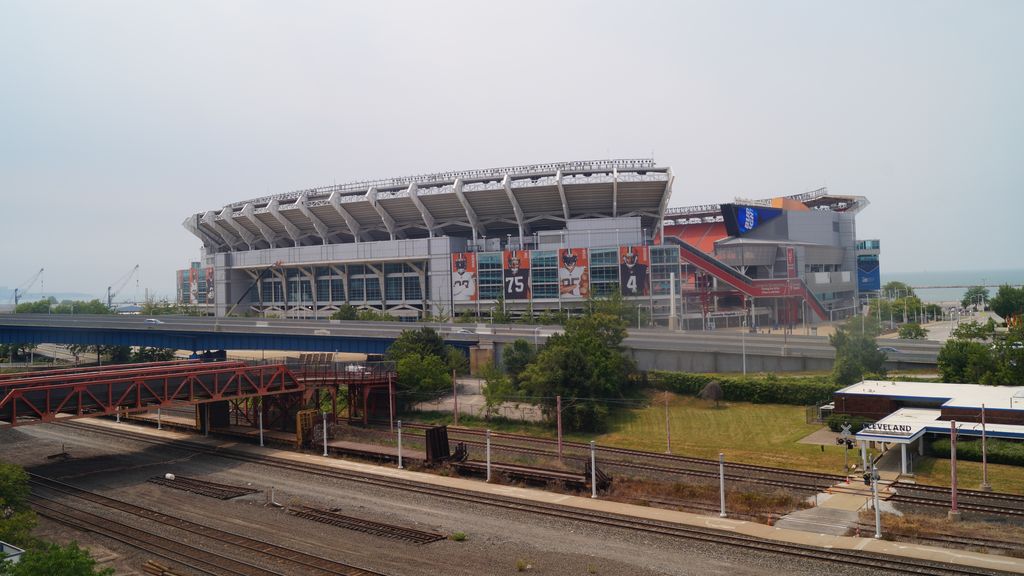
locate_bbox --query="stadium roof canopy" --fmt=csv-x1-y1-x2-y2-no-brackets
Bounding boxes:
185,159,674,252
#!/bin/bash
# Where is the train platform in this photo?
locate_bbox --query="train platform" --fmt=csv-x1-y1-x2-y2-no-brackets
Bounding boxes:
76,418,1024,575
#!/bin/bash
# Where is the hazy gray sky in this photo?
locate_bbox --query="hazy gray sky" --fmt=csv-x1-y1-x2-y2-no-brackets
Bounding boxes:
2,0,1022,299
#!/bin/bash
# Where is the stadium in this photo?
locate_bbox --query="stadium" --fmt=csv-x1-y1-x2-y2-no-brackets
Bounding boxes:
179,158,874,329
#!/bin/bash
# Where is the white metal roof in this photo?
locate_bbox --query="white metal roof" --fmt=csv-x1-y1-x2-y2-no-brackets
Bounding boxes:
837,380,1024,412
185,159,673,252
855,407,1024,444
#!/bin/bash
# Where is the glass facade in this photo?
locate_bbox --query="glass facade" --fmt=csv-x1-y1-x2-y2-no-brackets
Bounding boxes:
530,250,559,299
589,248,619,296
478,252,503,300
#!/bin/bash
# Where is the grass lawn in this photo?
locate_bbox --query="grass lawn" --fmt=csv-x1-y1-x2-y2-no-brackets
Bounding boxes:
413,391,1024,495
572,392,849,474
913,456,1024,495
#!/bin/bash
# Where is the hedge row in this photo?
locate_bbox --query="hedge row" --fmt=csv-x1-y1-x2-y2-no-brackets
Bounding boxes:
649,371,841,405
825,413,875,433
929,438,1024,467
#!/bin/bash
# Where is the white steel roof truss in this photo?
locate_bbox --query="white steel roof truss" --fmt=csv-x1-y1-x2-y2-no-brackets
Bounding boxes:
242,203,280,248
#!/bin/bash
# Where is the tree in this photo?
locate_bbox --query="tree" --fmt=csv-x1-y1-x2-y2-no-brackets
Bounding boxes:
386,328,447,364
699,381,723,408
14,298,54,314
882,281,916,299
329,305,358,321
829,327,887,386
0,463,35,548
131,347,175,363
480,362,517,417
0,542,112,576
395,353,451,402
989,285,1024,320
502,339,536,387
961,286,990,310
898,323,927,339
355,308,391,321
0,344,31,363
844,314,882,337
938,339,995,383
518,313,635,432
951,319,996,341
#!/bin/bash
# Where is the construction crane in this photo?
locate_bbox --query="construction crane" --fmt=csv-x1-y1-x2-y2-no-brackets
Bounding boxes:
12,268,44,311
107,264,140,309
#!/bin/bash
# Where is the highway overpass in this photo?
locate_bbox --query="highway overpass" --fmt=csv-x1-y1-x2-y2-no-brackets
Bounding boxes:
0,314,940,373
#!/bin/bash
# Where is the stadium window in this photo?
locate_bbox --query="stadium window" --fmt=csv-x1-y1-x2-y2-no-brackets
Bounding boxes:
478,252,503,300
403,275,422,300
365,277,382,301
386,276,403,301
348,277,365,301
330,278,344,302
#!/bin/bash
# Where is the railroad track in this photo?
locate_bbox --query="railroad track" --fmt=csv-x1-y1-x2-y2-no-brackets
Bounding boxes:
29,473,386,576
396,422,841,491
452,437,829,493
148,474,259,499
288,505,446,544
56,422,1012,575
888,492,1024,517
851,523,1022,554
896,482,1024,509
29,493,283,576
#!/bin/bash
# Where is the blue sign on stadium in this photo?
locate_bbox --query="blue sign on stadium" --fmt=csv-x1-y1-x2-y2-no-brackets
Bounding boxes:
722,204,783,236
858,259,881,291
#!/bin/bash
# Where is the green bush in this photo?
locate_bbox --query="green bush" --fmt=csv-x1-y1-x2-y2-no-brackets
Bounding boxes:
824,413,874,433
650,371,841,406
929,438,1024,467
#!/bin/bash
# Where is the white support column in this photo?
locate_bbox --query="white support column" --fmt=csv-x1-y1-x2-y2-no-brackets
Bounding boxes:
612,168,619,217
268,199,303,246
555,170,570,221
407,183,438,237
202,211,241,249
656,169,675,240
242,203,279,248
453,178,485,243
860,441,868,470
297,192,333,245
220,207,257,249
502,174,528,245
900,443,908,475
328,191,365,242
366,187,403,240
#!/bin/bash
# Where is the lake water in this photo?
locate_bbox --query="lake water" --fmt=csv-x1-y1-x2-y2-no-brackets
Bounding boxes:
881,268,1024,303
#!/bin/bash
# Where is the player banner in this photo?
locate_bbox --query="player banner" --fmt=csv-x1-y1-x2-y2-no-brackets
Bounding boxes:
451,252,477,302
558,248,590,298
619,246,650,296
189,268,199,305
503,250,531,300
206,266,215,305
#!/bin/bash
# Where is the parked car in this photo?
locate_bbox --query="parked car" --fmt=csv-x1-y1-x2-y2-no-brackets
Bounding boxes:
144,318,164,325
877,346,899,353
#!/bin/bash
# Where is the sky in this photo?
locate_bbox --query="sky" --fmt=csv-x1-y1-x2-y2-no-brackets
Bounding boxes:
2,0,1022,300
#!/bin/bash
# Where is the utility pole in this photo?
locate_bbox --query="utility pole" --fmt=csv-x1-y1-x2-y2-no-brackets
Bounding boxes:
452,369,459,426
981,405,991,491
664,391,671,454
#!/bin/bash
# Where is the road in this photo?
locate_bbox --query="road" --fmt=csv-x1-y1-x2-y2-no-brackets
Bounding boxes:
0,314,941,364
